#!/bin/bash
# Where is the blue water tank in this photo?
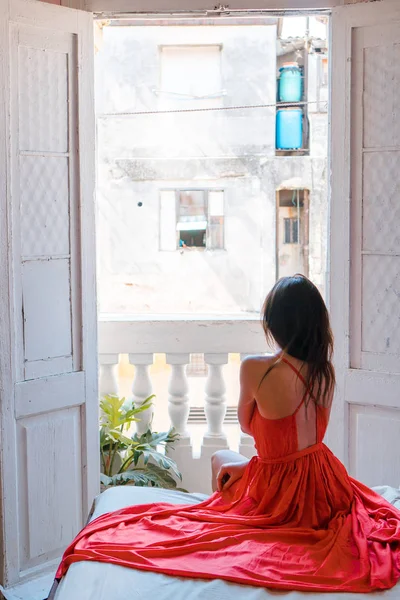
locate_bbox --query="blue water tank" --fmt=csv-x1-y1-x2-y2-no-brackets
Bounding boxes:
278,64,302,103
276,109,303,150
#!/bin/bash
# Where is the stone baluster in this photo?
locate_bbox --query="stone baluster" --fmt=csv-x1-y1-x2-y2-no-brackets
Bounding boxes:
166,353,190,437
201,354,229,466
130,353,154,435
99,354,119,398
239,432,257,458
238,353,256,457
204,353,229,438
165,353,195,490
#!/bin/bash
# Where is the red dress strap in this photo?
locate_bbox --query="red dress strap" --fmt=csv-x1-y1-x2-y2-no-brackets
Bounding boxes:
281,356,310,416
281,356,307,387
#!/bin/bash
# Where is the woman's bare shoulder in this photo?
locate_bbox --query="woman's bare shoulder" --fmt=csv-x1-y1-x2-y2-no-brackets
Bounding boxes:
240,354,277,383
241,354,277,368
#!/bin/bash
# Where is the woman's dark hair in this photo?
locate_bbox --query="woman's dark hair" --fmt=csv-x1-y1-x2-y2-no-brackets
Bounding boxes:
261,274,335,406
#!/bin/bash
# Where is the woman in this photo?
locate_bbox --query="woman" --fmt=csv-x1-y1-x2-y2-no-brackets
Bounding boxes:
57,275,400,593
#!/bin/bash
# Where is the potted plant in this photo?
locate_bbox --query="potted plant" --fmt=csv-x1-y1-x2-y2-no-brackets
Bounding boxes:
99,394,184,490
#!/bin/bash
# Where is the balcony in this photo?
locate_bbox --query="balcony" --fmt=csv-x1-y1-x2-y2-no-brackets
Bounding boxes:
98,315,267,493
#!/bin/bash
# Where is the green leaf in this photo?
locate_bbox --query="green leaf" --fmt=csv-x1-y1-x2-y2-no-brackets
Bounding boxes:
148,451,182,480
142,450,150,466
100,468,175,489
133,450,141,466
131,427,177,446
107,429,133,448
100,473,113,486
99,395,184,491
99,394,156,454
144,463,181,487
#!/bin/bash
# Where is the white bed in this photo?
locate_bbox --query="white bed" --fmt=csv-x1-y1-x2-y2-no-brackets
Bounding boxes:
52,486,400,600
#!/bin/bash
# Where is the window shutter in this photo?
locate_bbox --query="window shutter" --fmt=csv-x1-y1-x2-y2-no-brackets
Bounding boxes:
208,191,224,250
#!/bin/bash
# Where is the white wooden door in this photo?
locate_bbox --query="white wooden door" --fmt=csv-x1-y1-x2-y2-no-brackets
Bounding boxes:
0,0,97,588
328,0,400,489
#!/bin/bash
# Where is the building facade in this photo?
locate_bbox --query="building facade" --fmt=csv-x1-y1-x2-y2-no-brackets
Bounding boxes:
95,18,328,315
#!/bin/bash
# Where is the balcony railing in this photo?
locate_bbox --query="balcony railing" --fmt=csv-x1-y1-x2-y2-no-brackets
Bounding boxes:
98,316,267,493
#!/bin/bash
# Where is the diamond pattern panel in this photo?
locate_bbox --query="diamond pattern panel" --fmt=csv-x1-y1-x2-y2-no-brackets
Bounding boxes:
364,44,400,149
362,152,400,253
18,46,69,153
362,255,400,355
20,156,70,258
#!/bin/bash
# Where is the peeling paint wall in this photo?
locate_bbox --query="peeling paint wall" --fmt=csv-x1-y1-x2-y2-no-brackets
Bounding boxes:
95,23,329,315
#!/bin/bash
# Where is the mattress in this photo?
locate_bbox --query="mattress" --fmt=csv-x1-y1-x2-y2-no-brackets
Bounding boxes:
52,485,400,600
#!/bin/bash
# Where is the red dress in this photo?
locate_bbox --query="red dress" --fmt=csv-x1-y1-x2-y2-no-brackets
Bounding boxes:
57,359,400,592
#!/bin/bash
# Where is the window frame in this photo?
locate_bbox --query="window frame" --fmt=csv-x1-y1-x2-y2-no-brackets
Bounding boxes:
88,1,341,15
283,216,299,244
159,187,226,252
275,187,310,278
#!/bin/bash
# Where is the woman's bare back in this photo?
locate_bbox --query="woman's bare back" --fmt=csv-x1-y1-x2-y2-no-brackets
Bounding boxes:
243,354,332,451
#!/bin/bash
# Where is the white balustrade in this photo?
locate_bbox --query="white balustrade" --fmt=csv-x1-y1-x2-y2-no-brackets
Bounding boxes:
99,353,119,398
98,317,267,493
165,353,195,488
130,353,154,435
239,433,257,458
166,353,190,437
203,353,229,439
200,354,229,470
239,353,257,458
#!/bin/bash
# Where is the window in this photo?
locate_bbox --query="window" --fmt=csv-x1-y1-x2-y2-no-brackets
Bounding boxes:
284,217,299,244
159,189,225,251
208,191,225,250
276,188,309,279
158,45,224,110
178,190,207,248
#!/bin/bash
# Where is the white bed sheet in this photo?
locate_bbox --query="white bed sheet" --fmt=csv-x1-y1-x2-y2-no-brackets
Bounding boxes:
54,486,400,600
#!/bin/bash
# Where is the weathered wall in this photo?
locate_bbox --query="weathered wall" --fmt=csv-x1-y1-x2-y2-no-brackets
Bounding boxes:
95,23,328,315
95,25,277,158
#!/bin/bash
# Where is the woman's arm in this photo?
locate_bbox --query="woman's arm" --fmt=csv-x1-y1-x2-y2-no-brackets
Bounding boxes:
237,359,257,435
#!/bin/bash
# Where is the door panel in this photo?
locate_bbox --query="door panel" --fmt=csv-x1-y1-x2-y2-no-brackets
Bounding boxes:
22,260,73,377
17,407,82,569
20,156,70,258
17,34,70,153
329,1,400,488
351,22,400,375
12,25,78,383
349,405,400,488
0,0,97,587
